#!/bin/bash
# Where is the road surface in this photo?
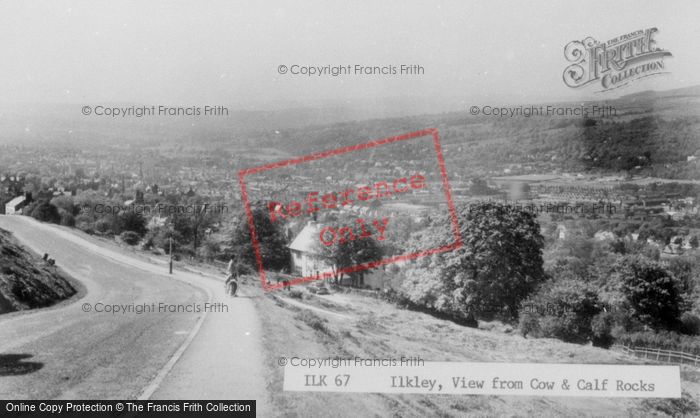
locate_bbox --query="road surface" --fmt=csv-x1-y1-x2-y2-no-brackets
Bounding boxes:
0,215,269,412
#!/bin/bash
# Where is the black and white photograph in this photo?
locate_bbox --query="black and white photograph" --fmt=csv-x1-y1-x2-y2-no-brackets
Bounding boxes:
1,1,700,417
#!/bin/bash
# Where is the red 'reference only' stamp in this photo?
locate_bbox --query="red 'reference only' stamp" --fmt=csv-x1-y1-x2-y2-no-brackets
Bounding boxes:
238,128,462,291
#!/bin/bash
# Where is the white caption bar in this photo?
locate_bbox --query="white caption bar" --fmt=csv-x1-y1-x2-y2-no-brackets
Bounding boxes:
284,362,681,397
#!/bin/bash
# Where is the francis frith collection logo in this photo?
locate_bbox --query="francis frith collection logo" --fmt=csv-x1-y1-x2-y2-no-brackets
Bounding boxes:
563,28,672,92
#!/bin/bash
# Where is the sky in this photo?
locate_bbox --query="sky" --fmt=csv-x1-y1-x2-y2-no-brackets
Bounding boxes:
1,0,699,110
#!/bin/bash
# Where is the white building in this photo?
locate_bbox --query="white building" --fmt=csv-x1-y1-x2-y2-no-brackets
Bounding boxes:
5,196,27,215
288,220,395,289
288,221,333,277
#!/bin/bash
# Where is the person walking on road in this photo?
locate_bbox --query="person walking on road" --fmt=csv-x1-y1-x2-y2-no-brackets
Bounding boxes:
225,258,238,296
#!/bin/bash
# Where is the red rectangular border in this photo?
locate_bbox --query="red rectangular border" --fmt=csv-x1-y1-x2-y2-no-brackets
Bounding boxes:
238,128,462,291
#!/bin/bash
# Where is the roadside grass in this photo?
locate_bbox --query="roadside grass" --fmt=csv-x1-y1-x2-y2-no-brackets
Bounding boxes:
254,287,700,417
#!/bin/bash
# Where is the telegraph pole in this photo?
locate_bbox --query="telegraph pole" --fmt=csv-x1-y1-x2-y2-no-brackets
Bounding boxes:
169,235,173,274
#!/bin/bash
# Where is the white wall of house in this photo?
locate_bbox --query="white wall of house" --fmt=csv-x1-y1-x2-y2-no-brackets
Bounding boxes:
291,250,332,277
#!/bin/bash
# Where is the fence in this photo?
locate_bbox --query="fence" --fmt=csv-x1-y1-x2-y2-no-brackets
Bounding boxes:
612,344,700,367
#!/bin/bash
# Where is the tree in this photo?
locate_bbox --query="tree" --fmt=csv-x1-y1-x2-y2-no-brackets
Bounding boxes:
170,198,219,253
230,203,290,272
50,195,77,216
145,227,185,255
401,202,546,322
116,211,147,236
321,219,383,287
30,202,61,224
615,255,684,330
197,237,221,262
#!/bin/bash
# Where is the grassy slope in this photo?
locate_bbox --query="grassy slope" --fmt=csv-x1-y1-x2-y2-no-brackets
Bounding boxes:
0,227,78,314
254,288,699,417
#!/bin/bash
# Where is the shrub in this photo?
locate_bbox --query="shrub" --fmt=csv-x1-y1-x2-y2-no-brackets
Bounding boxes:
379,288,412,307
517,279,602,343
94,219,112,234
680,312,700,336
115,212,147,236
119,231,141,246
50,195,76,216
640,391,698,417
518,310,540,338
30,202,61,224
197,239,220,261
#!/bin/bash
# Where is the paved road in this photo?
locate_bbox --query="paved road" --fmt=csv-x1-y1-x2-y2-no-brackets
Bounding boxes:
0,215,269,412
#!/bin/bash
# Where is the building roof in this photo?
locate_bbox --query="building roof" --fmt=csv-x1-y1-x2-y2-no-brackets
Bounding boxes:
6,196,26,207
288,221,324,255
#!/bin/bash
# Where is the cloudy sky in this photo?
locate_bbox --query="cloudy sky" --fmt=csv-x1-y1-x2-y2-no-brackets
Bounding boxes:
1,0,699,109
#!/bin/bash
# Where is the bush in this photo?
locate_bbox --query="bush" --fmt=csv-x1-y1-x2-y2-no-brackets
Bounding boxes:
119,231,141,246
379,288,412,307
197,239,220,261
680,312,700,336
30,202,61,224
149,228,184,254
115,212,147,236
517,279,602,343
51,195,76,216
518,310,540,338
641,391,698,417
94,219,112,235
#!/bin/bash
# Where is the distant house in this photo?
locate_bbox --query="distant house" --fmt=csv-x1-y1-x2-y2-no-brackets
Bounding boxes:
288,221,332,277
594,230,615,241
147,216,167,230
661,243,684,257
5,196,27,215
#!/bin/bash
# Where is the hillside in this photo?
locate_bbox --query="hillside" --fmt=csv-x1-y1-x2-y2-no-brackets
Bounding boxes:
255,287,699,417
258,85,700,180
0,227,77,313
